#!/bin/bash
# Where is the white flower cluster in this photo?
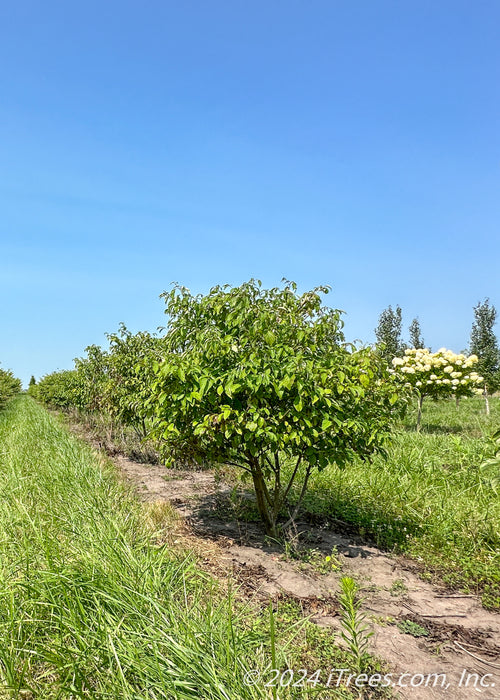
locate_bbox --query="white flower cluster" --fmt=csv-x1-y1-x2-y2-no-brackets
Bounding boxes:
391,348,484,398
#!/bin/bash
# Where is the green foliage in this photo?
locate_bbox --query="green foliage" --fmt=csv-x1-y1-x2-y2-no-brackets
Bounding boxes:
408,318,424,349
469,298,500,395
30,369,83,410
374,305,405,362
397,620,428,637
33,325,164,438
391,347,485,428
339,577,373,672
150,280,400,536
479,427,500,494
0,396,377,699
283,396,500,608
104,324,165,436
0,397,284,699
0,366,22,408
74,343,110,412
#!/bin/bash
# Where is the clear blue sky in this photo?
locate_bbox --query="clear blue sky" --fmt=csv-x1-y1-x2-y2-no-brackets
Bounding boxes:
1,0,499,386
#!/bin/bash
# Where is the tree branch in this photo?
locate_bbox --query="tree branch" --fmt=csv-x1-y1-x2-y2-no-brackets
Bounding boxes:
282,454,302,503
282,464,313,529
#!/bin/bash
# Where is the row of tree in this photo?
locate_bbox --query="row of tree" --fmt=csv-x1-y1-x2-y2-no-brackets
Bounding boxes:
375,299,500,395
30,281,498,535
0,366,21,409
31,281,403,537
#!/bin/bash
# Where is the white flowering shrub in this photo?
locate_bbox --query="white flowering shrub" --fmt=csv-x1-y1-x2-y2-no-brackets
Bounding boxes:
391,348,484,401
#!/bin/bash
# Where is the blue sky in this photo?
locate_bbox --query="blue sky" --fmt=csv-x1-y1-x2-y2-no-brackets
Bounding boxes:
1,0,499,385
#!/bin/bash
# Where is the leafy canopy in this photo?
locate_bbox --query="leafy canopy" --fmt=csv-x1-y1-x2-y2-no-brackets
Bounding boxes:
0,367,21,408
149,280,400,535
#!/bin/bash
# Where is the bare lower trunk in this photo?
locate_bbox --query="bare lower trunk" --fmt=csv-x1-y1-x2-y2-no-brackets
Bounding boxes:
249,453,309,538
455,396,460,409
250,460,279,538
485,393,490,416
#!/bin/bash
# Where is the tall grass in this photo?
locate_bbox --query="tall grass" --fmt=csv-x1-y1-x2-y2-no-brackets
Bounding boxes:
0,397,284,699
295,397,500,608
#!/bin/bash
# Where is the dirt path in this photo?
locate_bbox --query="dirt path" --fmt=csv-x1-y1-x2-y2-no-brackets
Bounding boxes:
110,454,500,700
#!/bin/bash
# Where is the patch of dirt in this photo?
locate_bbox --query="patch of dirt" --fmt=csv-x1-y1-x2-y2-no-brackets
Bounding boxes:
69,422,500,700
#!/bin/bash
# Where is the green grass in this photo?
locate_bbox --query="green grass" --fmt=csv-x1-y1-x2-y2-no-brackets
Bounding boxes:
0,396,382,699
293,396,500,609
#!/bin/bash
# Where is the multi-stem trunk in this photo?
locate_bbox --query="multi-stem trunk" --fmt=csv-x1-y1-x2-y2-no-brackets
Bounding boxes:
249,458,279,538
248,453,309,539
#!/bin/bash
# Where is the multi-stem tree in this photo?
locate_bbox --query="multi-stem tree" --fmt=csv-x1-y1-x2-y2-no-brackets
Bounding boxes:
150,280,400,537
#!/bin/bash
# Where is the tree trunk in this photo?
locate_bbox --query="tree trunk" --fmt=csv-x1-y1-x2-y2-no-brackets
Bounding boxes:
250,460,279,538
485,393,490,417
416,395,423,432
455,396,460,409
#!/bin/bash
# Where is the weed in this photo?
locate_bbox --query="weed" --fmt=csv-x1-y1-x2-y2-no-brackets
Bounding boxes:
338,577,373,673
389,579,408,597
397,619,429,637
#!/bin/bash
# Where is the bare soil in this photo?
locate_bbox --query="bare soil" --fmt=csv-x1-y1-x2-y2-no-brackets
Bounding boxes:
109,454,500,700
67,415,499,700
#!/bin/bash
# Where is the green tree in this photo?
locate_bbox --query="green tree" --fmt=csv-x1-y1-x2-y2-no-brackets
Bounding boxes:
74,345,111,413
0,367,21,404
0,366,22,407
375,305,405,362
149,280,400,537
29,375,36,387
409,318,425,350
105,324,165,437
469,299,500,413
33,369,82,410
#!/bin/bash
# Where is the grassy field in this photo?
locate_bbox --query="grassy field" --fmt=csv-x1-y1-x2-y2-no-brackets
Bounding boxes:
0,396,384,700
292,396,500,609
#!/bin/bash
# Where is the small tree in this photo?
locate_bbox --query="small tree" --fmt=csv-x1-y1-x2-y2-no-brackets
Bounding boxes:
33,370,82,410
149,281,400,537
106,324,165,437
391,348,484,429
375,305,405,362
469,299,500,415
409,318,425,350
29,375,36,388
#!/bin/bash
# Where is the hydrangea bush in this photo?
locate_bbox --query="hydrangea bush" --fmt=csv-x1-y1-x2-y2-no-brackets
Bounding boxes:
390,348,484,428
